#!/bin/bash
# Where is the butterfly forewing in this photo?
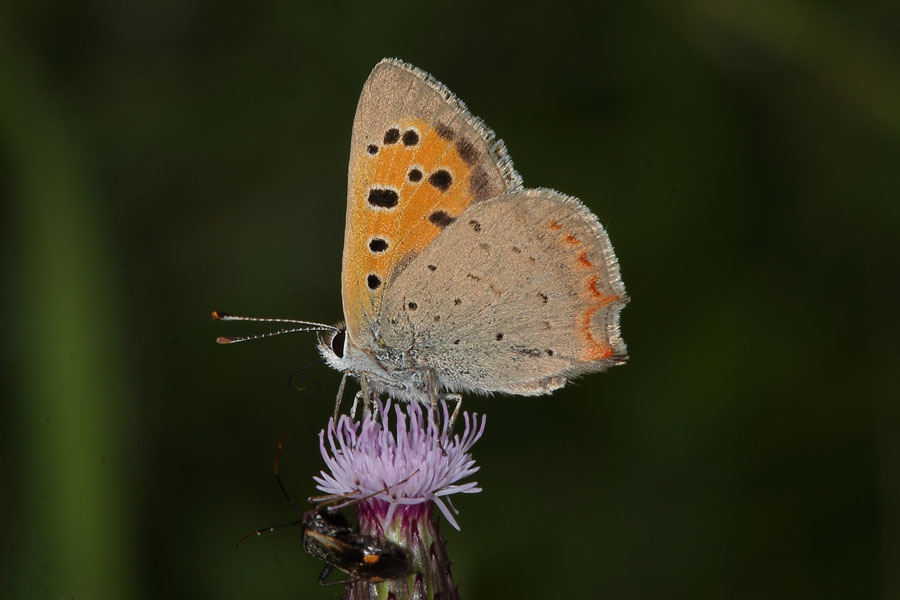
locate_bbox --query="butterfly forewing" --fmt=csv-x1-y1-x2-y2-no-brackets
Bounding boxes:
342,59,521,344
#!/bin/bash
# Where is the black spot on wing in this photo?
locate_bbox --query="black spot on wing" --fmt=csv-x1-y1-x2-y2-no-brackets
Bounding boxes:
368,188,398,208
402,130,419,146
428,170,452,192
384,128,400,144
428,210,455,229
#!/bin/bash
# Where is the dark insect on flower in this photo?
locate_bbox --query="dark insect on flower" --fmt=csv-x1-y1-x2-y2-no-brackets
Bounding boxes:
236,434,412,585
301,504,411,584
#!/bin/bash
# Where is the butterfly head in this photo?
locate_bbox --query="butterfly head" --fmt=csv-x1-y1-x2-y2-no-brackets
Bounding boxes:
317,324,380,378
316,325,347,369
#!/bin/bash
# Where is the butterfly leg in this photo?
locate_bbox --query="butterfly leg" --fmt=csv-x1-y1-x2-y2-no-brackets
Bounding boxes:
443,393,463,432
360,374,373,416
425,371,462,431
349,390,364,420
333,371,348,423
370,394,381,421
423,372,446,453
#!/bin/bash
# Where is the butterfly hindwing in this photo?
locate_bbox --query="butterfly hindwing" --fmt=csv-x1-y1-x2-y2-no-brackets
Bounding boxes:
342,59,522,343
378,189,628,396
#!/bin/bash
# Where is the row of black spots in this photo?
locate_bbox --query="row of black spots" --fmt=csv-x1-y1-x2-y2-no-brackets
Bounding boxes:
406,167,452,191
516,348,554,357
468,219,482,232
364,233,390,290
382,127,420,147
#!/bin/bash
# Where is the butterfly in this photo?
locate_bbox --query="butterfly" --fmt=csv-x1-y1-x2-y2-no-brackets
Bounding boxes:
217,58,628,413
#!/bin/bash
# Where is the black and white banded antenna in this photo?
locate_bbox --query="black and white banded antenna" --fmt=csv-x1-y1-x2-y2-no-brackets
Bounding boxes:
211,310,339,345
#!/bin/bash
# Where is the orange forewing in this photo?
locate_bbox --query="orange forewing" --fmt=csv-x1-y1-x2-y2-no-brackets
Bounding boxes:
343,117,479,333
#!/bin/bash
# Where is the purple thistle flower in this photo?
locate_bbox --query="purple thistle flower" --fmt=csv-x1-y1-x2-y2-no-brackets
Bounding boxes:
314,399,486,530
312,400,486,599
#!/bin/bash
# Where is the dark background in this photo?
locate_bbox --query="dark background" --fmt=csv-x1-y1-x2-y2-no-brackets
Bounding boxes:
2,1,898,598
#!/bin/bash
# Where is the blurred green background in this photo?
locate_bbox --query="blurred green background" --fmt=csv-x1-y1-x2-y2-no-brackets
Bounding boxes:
2,1,899,598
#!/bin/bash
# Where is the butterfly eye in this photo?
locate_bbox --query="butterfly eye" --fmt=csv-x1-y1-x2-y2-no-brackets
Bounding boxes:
331,328,347,359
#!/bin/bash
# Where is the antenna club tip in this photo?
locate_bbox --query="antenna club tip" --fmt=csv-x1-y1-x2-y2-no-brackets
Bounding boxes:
216,336,234,345
211,310,229,320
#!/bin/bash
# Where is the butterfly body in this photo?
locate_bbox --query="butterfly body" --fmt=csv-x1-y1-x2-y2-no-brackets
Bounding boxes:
318,59,628,404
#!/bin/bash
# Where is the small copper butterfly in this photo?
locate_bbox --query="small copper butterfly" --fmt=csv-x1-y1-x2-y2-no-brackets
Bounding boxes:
217,58,628,411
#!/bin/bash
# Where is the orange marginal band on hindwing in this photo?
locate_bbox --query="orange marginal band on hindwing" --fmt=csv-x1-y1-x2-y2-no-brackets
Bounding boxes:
342,59,522,342
547,216,621,361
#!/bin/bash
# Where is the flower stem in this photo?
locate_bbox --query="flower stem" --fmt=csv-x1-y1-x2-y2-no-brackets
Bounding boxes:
344,499,460,600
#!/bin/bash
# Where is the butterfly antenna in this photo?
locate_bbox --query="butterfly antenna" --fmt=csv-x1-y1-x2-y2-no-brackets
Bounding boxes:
212,310,338,344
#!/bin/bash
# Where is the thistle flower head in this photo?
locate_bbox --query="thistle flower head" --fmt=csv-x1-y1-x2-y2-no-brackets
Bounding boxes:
313,399,485,530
